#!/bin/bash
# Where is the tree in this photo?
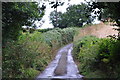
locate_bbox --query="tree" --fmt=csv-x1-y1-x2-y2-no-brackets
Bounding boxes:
49,0,65,27
2,2,45,43
50,11,63,27
88,2,120,25
2,2,45,78
50,3,93,28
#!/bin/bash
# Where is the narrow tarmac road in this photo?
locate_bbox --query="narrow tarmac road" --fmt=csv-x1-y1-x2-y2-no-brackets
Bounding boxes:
36,44,83,80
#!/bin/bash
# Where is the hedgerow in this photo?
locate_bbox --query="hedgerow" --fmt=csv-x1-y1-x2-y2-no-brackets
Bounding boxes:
73,36,120,78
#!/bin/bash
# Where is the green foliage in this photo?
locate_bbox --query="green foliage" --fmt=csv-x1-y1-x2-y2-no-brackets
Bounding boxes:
21,68,40,78
2,2,45,77
73,36,100,76
96,39,114,63
42,27,76,47
89,2,120,25
3,33,51,78
2,2,44,42
89,2,120,40
37,28,53,33
73,36,120,78
109,40,120,62
50,3,93,28
42,28,63,48
3,27,76,78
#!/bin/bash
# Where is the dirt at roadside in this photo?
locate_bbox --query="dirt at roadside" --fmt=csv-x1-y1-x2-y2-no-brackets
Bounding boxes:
74,22,119,41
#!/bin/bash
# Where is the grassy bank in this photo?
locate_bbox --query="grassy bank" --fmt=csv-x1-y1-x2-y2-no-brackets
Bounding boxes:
3,27,77,78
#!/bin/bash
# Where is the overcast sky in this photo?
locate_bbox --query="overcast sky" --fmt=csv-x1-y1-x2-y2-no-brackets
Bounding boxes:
35,0,100,29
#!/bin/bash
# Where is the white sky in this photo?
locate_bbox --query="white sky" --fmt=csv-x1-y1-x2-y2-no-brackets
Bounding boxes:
35,0,100,29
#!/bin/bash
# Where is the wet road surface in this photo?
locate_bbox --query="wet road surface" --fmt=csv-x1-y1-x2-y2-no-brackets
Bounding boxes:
36,44,83,80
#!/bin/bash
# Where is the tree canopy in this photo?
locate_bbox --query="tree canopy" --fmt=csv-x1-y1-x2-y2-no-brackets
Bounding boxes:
2,2,45,42
50,3,94,28
88,2,120,25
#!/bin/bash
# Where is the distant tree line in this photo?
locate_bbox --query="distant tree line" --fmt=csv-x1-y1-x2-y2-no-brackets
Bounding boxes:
50,3,94,28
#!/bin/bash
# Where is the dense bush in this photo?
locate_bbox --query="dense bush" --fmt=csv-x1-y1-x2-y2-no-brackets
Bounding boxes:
42,28,76,47
3,32,52,78
73,36,100,77
73,36,120,78
3,27,77,78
